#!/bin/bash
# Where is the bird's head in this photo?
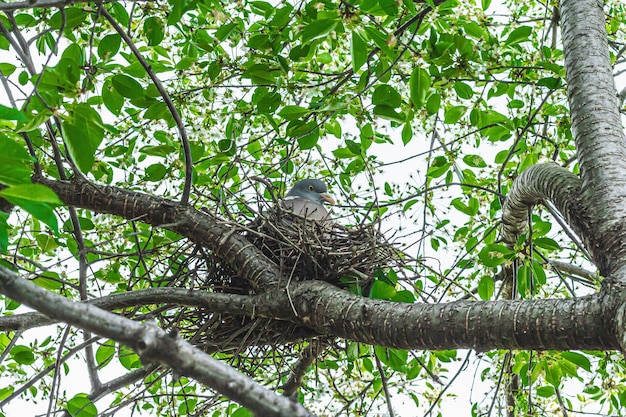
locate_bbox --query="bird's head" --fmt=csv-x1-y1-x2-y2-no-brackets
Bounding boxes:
286,179,335,206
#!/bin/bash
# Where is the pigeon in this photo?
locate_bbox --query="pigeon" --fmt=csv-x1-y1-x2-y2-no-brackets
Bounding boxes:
281,179,335,222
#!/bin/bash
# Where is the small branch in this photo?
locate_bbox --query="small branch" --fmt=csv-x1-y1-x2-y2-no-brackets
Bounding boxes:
548,260,597,284
100,8,193,205
374,354,395,417
281,339,328,397
0,334,100,408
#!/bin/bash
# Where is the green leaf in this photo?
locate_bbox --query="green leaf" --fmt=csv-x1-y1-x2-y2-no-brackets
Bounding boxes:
561,351,591,372
97,34,121,59
0,212,8,253
504,26,532,46
139,144,176,157
478,243,514,267
401,122,412,145
269,4,293,28
463,21,485,39
102,82,124,116
10,345,35,365
35,234,59,253
451,198,478,216
534,237,561,251
537,77,562,89
242,64,277,85
144,17,165,46
62,103,105,173
463,154,487,168
0,184,62,205
536,385,555,398
453,81,474,99
517,264,531,296
347,342,359,361
390,289,415,303
250,1,273,16
297,126,319,150
48,7,86,30
332,147,356,159
232,407,252,417
0,63,16,76
427,155,450,178
33,272,63,290
66,393,98,417
145,163,167,182
477,276,495,300
214,22,237,41
425,93,441,115
96,340,115,368
0,134,33,185
302,19,338,43
111,74,144,99
351,31,368,72
374,346,408,372
0,386,14,401
409,67,431,109
0,184,62,232
544,361,563,387
370,280,396,300
531,260,547,286
118,346,141,370
372,84,402,108
364,25,395,59
167,0,196,25
443,105,467,124
373,105,404,123
278,105,310,121
144,102,174,126
0,104,27,121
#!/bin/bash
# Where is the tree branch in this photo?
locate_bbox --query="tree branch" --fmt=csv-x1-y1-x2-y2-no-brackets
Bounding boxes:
38,176,281,290
0,287,258,332
276,280,617,351
0,265,315,417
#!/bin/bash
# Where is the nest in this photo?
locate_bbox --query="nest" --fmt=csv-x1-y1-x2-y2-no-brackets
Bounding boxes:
245,206,400,292
160,204,404,354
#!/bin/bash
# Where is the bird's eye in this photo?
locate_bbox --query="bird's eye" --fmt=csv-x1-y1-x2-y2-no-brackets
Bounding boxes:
308,185,314,191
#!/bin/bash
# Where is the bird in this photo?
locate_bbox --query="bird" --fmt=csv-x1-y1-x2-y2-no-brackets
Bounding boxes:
281,179,335,222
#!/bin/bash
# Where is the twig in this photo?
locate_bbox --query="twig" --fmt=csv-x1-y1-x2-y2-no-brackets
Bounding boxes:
100,7,193,205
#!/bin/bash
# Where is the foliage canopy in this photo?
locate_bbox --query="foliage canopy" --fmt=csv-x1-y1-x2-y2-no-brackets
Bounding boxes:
0,0,625,415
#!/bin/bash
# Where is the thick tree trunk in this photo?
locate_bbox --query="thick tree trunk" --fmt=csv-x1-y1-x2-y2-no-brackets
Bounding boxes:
561,0,626,276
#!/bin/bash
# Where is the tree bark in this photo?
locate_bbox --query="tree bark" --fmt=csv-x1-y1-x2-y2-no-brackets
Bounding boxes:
561,0,626,276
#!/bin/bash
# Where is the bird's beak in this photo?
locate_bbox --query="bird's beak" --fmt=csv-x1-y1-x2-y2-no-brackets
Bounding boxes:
321,193,335,206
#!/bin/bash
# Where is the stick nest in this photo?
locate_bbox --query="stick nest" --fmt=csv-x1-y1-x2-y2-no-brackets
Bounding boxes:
162,206,404,353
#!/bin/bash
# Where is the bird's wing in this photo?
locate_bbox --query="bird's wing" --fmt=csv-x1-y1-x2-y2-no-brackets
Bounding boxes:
281,197,330,222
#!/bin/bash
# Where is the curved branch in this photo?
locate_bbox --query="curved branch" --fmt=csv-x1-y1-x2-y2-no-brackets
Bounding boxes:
36,176,619,351
100,8,193,205
39,176,280,290
501,162,587,247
